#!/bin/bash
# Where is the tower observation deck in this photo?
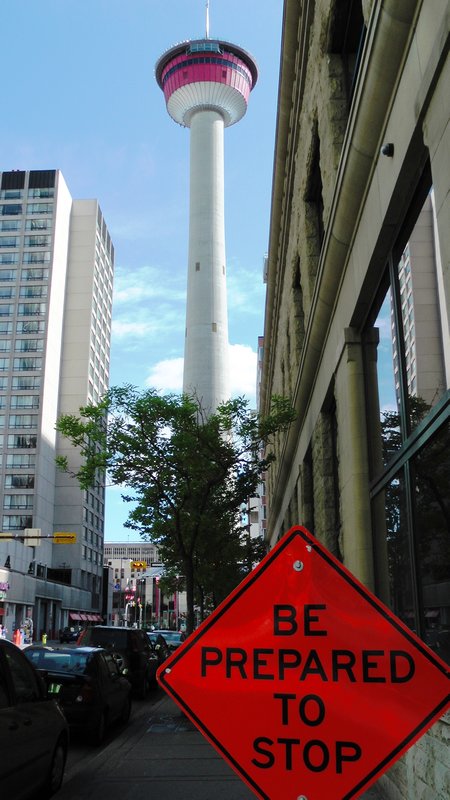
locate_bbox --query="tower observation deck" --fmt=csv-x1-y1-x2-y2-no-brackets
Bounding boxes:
155,38,258,414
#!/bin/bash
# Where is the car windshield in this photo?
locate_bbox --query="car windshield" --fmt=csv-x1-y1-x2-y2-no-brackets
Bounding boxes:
156,631,183,643
30,650,91,674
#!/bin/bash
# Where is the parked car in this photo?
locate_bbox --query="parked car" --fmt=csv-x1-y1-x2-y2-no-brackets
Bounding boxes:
77,626,159,698
59,626,83,643
24,645,131,745
146,630,171,663
151,629,186,652
0,639,69,800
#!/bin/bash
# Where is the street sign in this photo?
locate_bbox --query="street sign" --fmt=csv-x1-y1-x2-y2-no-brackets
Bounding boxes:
158,526,449,800
53,532,77,544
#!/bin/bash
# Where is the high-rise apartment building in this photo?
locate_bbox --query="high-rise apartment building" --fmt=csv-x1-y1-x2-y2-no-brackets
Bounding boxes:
0,169,114,639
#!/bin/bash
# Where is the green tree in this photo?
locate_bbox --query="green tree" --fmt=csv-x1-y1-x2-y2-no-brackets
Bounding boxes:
56,386,295,634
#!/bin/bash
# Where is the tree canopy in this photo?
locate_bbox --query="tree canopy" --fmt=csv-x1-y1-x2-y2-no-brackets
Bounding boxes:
56,386,295,633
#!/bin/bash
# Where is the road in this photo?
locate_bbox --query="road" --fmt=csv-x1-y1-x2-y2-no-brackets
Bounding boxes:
63,686,163,784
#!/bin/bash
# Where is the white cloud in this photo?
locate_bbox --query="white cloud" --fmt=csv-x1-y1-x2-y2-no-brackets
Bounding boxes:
113,264,185,307
145,357,184,392
229,343,257,401
143,343,257,404
112,320,155,339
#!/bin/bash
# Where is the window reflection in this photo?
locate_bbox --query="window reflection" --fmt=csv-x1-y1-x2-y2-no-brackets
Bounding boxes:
365,182,450,663
414,422,450,664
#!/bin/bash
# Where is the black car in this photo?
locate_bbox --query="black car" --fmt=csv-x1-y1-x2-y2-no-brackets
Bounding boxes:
77,626,159,698
0,639,69,799
24,645,131,745
59,625,83,643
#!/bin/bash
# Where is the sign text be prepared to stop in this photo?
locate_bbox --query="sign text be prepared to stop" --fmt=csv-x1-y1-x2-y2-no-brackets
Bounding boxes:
201,604,416,774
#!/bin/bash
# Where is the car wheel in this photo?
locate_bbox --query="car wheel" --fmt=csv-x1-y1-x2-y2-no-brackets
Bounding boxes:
90,711,107,746
120,695,132,724
39,735,67,798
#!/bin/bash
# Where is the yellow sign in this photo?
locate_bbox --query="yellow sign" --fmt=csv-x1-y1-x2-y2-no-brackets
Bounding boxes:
53,532,77,544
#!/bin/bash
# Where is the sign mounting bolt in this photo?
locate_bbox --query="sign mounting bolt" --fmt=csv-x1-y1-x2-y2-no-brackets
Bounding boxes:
297,795,308,800
293,560,304,571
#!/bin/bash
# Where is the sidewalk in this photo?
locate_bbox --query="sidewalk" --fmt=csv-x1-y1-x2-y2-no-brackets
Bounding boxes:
58,692,385,800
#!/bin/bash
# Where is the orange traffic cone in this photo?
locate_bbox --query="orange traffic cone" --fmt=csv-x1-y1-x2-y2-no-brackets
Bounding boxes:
13,629,21,646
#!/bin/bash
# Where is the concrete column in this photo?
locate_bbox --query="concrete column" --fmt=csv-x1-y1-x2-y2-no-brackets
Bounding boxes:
335,328,374,589
183,109,229,414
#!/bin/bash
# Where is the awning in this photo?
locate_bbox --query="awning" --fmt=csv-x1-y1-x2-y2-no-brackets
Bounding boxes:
69,612,81,621
79,613,88,621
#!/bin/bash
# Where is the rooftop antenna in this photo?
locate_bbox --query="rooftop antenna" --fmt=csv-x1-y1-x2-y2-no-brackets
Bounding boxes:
205,0,210,39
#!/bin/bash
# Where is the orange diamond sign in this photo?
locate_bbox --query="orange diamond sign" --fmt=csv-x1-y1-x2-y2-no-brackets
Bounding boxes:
157,526,450,800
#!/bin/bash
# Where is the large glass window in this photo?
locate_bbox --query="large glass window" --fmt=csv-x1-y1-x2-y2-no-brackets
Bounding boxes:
7,434,37,449
10,395,39,409
0,220,21,232
25,218,51,231
3,495,33,510
0,254,18,265
364,181,449,663
22,254,50,266
23,235,51,248
0,269,17,282
17,303,46,316
15,339,44,353
21,268,48,281
11,375,41,390
8,415,38,429
0,190,22,201
19,285,47,298
13,357,42,371
26,203,52,214
6,453,35,468
2,514,33,530
0,236,19,248
0,204,22,216
27,188,54,199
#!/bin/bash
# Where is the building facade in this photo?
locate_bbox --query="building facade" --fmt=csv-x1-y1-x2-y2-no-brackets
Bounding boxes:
0,169,114,639
260,1,449,797
104,541,187,629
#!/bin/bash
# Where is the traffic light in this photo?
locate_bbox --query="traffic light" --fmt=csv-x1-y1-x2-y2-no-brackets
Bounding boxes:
131,561,147,571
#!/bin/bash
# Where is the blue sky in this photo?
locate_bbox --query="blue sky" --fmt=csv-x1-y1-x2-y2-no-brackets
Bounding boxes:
1,1,283,540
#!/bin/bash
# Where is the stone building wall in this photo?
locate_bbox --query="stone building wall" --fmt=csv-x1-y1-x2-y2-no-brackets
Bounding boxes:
261,1,450,797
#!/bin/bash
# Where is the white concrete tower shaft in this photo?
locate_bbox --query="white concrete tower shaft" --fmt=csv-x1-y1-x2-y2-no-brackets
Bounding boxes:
155,39,258,414
185,109,228,410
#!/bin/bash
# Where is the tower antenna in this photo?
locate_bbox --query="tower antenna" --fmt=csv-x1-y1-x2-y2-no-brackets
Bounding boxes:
205,1,210,39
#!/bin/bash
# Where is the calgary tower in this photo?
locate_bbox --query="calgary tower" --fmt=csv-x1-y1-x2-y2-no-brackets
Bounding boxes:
155,7,258,414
